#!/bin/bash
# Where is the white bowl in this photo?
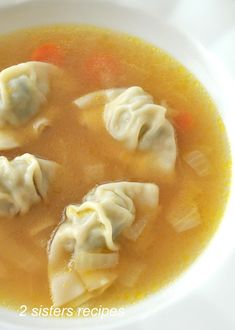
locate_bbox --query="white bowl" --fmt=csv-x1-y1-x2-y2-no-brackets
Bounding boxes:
0,0,234,329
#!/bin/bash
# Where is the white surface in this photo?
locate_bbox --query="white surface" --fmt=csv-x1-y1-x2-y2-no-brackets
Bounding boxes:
125,0,235,77
0,1,234,330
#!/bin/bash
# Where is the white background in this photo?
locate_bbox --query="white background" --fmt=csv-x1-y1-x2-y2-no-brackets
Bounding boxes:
0,1,234,329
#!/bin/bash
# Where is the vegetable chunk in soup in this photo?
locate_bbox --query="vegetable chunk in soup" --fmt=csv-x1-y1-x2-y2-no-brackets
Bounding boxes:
0,25,231,314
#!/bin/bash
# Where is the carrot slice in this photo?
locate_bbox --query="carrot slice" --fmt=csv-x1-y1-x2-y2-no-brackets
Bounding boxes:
174,112,194,131
84,52,121,84
31,43,64,66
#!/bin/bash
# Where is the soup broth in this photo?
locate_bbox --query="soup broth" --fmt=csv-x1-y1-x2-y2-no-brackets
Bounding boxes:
0,25,231,312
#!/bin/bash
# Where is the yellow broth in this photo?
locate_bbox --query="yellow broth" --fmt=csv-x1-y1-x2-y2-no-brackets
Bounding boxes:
0,25,231,311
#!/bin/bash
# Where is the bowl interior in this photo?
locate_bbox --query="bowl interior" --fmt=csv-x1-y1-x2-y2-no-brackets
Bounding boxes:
0,0,234,329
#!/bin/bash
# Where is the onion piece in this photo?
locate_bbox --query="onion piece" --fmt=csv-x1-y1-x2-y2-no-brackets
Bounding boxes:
74,91,106,110
184,150,210,177
167,203,201,232
74,251,119,271
123,217,149,241
74,89,125,111
33,117,51,134
119,262,145,287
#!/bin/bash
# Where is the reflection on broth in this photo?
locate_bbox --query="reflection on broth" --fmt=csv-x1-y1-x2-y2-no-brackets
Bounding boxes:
0,25,231,313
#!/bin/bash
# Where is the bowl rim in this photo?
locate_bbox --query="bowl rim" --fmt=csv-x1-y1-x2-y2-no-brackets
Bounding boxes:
0,0,234,329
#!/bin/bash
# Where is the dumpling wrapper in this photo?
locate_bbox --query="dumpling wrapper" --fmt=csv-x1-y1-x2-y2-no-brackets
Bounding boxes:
48,181,159,307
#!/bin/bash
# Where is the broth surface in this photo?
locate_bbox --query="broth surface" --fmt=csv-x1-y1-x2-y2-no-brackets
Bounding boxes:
0,25,231,311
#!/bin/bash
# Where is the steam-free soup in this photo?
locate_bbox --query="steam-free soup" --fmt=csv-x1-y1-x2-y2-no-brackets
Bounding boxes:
0,25,231,313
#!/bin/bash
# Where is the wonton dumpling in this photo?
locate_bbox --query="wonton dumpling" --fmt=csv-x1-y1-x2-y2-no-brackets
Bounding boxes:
0,153,58,217
0,61,55,126
75,86,177,175
0,62,58,150
104,86,177,173
48,181,159,307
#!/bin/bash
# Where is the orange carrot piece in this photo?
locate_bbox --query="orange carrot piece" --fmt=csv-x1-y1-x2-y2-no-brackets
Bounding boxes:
84,52,121,83
31,43,64,66
174,112,194,131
